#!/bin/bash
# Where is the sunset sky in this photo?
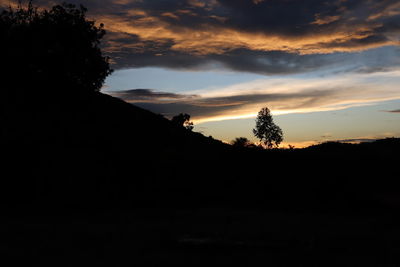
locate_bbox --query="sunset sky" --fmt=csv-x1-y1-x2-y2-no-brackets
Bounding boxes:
3,0,400,147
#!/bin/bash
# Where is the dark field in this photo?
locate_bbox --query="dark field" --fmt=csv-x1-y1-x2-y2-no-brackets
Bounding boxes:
3,208,400,266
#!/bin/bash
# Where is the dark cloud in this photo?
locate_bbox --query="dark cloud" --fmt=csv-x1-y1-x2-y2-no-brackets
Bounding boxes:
216,0,340,36
386,109,400,113
101,0,400,73
110,87,337,120
111,89,197,102
108,45,400,75
335,138,378,144
4,0,400,74
315,34,390,49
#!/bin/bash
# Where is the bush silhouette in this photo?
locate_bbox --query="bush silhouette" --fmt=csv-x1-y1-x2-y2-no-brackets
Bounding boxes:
231,137,252,148
171,113,194,131
0,1,112,105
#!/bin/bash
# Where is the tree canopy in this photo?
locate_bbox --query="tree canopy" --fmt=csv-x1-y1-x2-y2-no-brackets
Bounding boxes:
171,113,194,131
253,107,283,149
0,1,112,102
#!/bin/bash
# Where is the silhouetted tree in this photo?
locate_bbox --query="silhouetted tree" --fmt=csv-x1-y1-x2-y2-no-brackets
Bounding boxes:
231,137,252,148
288,144,295,150
171,113,194,131
0,1,112,105
253,107,283,148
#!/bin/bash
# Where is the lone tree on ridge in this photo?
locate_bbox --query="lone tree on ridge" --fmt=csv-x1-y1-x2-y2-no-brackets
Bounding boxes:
253,107,283,149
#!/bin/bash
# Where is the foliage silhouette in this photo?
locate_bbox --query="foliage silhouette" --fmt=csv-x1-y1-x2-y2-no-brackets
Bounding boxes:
171,113,194,131
231,137,253,148
0,1,112,105
253,107,283,148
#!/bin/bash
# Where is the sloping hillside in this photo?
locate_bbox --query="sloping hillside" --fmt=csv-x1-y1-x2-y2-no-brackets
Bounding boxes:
2,90,400,267
0,91,233,211
1,90,399,213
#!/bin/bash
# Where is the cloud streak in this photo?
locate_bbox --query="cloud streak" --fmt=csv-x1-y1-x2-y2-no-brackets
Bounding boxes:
386,109,400,113
112,89,197,103
109,69,400,123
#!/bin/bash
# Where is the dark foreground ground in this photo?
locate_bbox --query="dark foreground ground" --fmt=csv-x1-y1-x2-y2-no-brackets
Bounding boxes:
1,93,400,266
3,208,400,266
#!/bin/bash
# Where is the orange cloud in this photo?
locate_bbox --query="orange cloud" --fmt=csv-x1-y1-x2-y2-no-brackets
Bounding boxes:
2,0,398,59
188,0,206,8
161,12,180,20
311,14,341,25
368,2,400,21
100,10,395,56
3,0,399,72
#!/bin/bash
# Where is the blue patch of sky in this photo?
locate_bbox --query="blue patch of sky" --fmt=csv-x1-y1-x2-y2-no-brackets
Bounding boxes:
104,67,267,93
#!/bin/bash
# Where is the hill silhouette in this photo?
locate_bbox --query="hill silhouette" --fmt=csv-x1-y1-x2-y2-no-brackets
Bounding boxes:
2,88,399,212
2,90,400,265
1,91,234,211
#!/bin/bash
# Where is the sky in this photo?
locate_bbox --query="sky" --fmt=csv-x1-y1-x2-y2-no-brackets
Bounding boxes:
3,0,400,147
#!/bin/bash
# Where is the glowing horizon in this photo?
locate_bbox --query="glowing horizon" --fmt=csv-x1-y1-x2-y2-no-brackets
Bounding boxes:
108,68,400,126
